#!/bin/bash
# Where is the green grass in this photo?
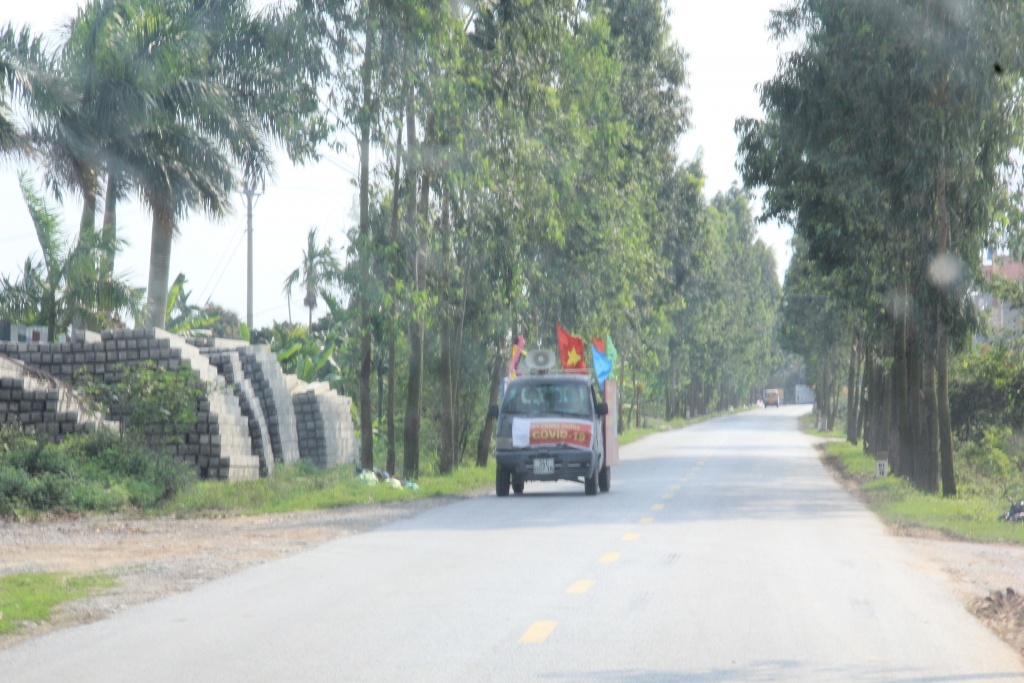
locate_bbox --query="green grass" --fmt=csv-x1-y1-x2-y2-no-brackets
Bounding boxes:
618,407,754,446
812,425,1024,544
166,460,497,516
799,412,846,439
0,572,116,634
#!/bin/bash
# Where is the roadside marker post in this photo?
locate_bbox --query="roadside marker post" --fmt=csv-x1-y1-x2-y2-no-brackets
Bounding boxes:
875,452,888,478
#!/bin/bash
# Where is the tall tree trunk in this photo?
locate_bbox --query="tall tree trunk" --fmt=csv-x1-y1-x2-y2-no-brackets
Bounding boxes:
385,121,402,478
617,353,625,433
101,173,118,280
145,204,174,329
451,262,469,465
386,335,396,475
907,325,922,486
357,9,374,470
858,347,871,447
922,350,939,493
476,346,504,467
888,368,902,475
936,151,957,496
79,185,97,239
894,308,910,477
847,337,859,444
402,96,425,480
438,318,455,474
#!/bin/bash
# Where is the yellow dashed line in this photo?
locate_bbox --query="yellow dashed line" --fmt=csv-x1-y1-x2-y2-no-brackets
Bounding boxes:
651,503,664,510
519,621,557,643
566,580,596,594
599,552,622,563
670,485,680,490
640,517,654,524
622,533,640,541
662,493,674,499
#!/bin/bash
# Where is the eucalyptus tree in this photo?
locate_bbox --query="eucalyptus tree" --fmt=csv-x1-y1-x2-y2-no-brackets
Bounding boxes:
739,0,1024,494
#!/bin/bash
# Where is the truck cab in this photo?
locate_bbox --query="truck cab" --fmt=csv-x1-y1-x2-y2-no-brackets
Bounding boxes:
491,374,610,496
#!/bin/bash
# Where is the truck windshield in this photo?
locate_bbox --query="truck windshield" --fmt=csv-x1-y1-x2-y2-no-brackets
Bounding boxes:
502,382,592,418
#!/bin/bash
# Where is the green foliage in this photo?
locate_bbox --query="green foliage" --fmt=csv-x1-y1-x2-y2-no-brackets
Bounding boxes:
73,361,205,442
949,345,1024,441
0,427,196,516
164,273,222,336
0,572,116,634
0,173,144,336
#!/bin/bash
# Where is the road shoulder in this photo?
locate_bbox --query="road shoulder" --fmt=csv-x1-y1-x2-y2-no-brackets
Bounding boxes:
0,491,485,650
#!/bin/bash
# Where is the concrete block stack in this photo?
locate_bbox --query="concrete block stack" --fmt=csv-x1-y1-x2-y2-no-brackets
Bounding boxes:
0,355,118,439
189,340,274,477
291,382,357,468
235,345,301,465
0,328,259,481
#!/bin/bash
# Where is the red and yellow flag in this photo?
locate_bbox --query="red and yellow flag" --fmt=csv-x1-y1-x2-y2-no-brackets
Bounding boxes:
556,323,586,370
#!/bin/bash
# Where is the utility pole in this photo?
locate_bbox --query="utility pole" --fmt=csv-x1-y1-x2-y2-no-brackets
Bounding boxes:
243,180,263,331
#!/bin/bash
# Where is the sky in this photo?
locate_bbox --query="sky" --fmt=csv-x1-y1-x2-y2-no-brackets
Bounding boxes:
0,0,795,330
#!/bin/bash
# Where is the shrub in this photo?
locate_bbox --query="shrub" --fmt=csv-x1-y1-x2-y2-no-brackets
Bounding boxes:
0,426,196,515
74,361,206,442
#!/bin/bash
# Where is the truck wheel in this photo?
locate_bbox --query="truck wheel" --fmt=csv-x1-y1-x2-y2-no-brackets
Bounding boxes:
512,479,525,495
585,470,598,496
496,466,511,497
598,465,610,493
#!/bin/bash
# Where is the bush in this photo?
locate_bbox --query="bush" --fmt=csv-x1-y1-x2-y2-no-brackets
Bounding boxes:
0,426,196,516
74,361,206,442
949,345,1024,441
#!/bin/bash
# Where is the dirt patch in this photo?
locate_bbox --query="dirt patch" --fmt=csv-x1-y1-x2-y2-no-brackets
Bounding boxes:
0,492,484,650
972,589,1024,655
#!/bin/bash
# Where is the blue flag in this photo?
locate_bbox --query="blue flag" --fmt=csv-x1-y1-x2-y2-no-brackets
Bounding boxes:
591,342,613,389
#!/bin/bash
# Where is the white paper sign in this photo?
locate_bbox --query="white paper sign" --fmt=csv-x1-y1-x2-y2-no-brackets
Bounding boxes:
512,418,531,448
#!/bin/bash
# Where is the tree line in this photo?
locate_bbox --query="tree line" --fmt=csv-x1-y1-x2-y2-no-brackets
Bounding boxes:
739,0,1024,495
0,0,781,476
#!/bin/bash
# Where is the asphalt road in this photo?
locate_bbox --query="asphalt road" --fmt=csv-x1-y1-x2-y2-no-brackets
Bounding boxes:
3,406,1023,682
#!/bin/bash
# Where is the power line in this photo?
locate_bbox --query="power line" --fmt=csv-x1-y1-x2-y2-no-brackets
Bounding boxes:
196,217,246,303
203,227,248,305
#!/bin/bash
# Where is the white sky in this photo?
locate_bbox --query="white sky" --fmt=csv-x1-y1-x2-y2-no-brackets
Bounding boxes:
0,0,794,329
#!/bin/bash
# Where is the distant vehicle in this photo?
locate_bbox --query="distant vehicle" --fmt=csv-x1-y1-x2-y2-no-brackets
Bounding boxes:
489,373,609,496
764,388,783,408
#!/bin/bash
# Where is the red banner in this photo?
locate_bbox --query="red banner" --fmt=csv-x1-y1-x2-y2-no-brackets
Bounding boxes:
529,421,592,449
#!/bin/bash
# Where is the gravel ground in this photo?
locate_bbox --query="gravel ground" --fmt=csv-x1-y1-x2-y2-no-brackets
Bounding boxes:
0,493,484,651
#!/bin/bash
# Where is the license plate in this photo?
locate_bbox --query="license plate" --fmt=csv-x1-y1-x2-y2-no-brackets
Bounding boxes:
534,458,555,475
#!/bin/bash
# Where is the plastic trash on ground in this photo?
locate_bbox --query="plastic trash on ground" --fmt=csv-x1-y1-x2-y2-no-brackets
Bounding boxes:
404,481,419,492
357,470,378,486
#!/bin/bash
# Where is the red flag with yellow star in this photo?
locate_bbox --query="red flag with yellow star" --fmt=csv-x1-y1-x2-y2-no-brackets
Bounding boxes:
556,323,586,370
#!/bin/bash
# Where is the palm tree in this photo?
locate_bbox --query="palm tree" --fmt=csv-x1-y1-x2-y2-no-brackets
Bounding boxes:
0,173,143,340
283,228,343,329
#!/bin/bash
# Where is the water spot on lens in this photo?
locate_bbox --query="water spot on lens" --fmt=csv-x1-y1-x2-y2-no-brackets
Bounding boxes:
928,253,964,289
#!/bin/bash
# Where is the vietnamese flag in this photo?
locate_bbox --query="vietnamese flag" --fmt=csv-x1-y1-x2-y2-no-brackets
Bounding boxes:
556,323,586,369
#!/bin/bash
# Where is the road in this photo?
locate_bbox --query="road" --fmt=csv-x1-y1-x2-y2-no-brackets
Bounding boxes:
2,406,1023,682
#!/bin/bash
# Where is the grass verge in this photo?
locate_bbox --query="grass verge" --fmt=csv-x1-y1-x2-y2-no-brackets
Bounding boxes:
808,419,1024,544
166,460,497,516
0,572,116,634
618,407,754,446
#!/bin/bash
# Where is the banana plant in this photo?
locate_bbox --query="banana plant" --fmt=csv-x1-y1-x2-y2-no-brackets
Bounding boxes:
165,273,220,336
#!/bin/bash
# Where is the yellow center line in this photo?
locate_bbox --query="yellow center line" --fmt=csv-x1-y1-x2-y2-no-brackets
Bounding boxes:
566,580,596,594
599,552,622,563
640,516,654,524
622,533,640,541
519,621,557,643
662,493,674,499
670,485,681,490
651,503,665,510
